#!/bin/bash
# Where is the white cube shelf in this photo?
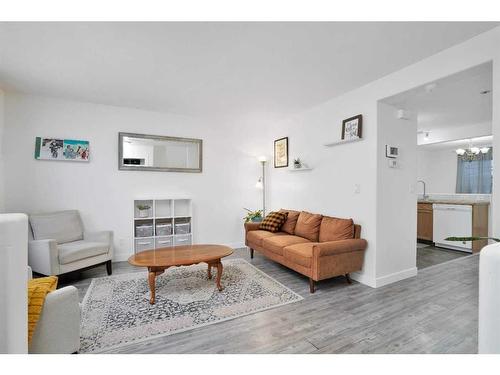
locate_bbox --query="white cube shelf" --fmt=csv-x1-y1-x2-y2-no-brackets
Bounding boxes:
134,198,193,253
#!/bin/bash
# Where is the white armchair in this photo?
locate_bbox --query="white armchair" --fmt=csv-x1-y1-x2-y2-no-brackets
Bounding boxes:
28,267,81,354
28,210,113,276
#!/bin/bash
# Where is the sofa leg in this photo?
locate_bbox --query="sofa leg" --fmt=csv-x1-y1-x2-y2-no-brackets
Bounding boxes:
250,248,254,259
345,273,352,284
309,278,315,293
106,260,112,276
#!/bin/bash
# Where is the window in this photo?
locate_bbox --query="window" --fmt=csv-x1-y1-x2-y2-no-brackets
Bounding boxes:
456,149,493,194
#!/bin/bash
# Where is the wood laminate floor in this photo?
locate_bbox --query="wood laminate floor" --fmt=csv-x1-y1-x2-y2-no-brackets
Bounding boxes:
417,244,470,270
59,248,479,354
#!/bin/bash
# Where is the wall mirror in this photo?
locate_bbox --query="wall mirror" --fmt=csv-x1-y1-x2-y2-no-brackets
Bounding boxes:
119,132,203,172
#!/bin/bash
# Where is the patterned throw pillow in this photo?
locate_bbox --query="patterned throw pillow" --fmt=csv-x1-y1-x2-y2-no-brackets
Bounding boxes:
259,211,288,233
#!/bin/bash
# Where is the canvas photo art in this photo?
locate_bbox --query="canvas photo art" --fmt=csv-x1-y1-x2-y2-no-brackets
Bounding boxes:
35,137,90,162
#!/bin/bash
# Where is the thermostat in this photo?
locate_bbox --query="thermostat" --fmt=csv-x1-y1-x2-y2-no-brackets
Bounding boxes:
386,145,399,158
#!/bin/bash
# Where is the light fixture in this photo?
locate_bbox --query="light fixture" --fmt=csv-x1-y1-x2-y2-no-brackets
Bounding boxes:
256,156,267,216
455,140,490,161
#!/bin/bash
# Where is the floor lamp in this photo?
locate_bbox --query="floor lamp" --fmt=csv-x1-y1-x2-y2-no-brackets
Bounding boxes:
256,156,267,216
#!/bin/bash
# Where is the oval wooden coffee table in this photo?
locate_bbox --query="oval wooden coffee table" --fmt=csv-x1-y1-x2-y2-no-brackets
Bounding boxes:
128,244,233,304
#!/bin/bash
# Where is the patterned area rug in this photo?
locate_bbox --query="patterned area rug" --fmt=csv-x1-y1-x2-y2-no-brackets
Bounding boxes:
80,258,303,353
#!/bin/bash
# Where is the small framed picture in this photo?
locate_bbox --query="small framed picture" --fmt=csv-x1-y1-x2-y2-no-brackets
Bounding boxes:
274,137,289,168
341,115,363,140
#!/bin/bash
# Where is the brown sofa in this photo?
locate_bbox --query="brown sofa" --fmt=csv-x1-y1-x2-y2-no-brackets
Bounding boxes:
245,209,367,293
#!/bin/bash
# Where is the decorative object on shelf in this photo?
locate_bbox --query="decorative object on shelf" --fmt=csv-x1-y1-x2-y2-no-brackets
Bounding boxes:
341,114,363,140
274,137,289,168
35,137,89,162
243,208,263,223
136,204,151,218
293,158,302,169
119,132,202,172
256,156,267,215
455,139,491,162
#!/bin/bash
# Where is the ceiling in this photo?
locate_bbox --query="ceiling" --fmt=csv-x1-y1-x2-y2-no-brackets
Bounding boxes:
0,22,498,118
419,135,493,151
384,62,493,132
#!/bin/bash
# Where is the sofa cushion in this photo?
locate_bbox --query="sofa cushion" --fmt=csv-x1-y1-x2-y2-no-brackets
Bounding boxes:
259,211,288,233
262,235,310,256
294,211,323,242
30,210,84,244
58,240,109,265
247,230,285,246
279,209,300,235
319,216,354,242
284,243,316,268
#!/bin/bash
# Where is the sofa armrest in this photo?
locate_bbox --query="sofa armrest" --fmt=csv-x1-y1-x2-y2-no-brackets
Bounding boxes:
29,286,81,354
28,239,59,275
244,222,261,233
313,239,367,257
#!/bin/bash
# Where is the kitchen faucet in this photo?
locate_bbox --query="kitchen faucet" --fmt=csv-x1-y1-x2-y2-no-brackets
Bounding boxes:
417,180,428,200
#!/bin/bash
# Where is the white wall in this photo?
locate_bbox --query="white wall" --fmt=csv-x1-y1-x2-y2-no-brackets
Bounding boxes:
0,88,5,212
417,148,458,194
376,102,417,286
2,93,266,260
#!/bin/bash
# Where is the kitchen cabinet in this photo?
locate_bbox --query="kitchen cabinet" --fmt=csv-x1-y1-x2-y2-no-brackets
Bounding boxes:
417,203,433,242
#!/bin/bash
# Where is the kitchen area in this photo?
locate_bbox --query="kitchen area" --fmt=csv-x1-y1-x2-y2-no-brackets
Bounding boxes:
387,61,493,269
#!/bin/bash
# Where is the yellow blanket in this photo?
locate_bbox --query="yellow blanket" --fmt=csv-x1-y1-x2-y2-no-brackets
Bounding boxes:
28,276,58,345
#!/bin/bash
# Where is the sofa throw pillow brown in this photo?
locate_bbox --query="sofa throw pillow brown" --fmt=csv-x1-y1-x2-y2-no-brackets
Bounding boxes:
259,211,288,233
279,209,300,234
294,211,323,241
319,216,354,242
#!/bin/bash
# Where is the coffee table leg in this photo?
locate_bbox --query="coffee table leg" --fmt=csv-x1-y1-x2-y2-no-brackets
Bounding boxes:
148,270,156,305
207,264,212,279
216,260,223,291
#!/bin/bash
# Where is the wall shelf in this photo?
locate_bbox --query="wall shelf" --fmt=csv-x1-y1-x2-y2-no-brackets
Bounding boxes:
323,137,363,147
288,167,312,172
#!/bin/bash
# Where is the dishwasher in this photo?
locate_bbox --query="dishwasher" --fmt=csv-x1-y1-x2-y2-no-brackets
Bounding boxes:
433,204,473,253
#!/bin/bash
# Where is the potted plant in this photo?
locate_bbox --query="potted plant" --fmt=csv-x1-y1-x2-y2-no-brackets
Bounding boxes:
137,204,151,218
243,208,263,223
293,158,302,169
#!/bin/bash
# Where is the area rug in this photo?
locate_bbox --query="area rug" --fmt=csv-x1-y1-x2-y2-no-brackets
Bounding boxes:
80,258,303,353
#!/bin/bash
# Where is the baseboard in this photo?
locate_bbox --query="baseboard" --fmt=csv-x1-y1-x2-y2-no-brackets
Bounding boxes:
374,267,418,288
350,272,377,288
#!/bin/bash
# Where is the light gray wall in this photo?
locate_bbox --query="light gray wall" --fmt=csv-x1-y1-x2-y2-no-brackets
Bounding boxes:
417,148,458,194
2,93,268,260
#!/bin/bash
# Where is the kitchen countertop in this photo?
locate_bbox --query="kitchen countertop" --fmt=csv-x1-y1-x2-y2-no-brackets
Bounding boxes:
418,199,490,206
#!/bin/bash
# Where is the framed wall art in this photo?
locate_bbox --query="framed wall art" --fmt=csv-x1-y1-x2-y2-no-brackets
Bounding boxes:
34,137,90,162
341,114,363,140
274,137,289,168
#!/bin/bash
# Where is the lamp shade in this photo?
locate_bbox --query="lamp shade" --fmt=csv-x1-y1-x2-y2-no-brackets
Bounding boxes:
258,156,267,162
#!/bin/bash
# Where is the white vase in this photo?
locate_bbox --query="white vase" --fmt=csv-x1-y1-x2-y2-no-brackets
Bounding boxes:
479,242,500,353
138,209,149,218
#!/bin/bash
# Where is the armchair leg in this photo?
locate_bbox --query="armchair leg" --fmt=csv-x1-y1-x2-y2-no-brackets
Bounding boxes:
345,273,352,284
106,260,112,276
249,248,254,259
309,278,315,293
